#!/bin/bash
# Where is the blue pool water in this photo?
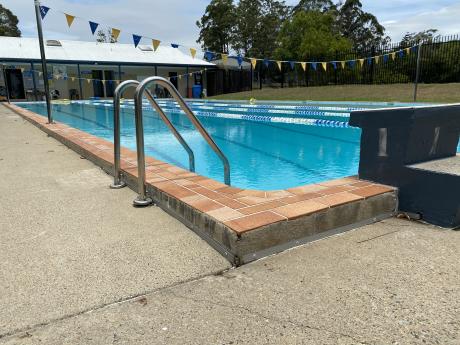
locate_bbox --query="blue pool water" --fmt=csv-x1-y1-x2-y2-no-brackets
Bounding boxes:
16,100,459,190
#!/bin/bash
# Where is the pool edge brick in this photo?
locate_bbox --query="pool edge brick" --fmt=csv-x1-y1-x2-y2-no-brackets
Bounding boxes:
5,103,399,266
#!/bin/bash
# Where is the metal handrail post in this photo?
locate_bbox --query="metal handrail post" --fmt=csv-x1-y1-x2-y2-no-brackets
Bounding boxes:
135,77,231,186
111,81,195,191
110,80,139,189
133,86,153,207
2,64,10,104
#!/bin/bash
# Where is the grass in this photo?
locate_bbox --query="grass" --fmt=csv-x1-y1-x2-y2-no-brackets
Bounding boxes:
208,83,460,103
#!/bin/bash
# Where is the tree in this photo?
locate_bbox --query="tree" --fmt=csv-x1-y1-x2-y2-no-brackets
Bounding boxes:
275,10,352,61
337,0,389,50
233,0,288,57
401,29,439,46
196,0,236,53
96,28,117,43
292,0,335,13
0,4,21,37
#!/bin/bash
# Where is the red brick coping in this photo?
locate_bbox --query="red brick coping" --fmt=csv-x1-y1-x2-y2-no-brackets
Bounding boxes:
5,103,397,264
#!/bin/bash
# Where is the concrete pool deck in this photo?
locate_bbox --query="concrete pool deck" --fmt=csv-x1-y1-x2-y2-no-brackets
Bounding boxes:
0,104,458,344
5,103,397,265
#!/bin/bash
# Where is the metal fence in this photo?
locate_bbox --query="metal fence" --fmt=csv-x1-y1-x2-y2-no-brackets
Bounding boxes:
211,34,460,94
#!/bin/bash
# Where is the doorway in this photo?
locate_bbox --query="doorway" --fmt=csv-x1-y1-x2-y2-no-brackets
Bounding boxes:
5,69,25,99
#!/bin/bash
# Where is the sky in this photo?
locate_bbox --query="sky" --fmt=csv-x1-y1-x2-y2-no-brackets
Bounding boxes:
2,0,459,49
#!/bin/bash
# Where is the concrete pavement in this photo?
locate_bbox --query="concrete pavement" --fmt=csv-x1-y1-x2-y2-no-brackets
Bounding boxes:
1,104,458,344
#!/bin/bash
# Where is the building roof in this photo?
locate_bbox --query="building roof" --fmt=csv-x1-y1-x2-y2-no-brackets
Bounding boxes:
0,37,214,67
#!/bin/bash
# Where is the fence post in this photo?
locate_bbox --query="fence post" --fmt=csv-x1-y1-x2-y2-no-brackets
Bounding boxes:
414,42,423,102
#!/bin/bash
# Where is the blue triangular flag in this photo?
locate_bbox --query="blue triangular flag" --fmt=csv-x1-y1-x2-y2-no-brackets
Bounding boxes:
89,21,99,35
331,61,337,70
263,59,270,68
399,50,404,58
133,34,142,48
39,6,50,20
411,46,418,54
311,62,317,71
367,57,373,65
383,54,389,63
289,61,295,70
171,43,179,48
204,51,214,61
348,60,356,68
237,55,243,66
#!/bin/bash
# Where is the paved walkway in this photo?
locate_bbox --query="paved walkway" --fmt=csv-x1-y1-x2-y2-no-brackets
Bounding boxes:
1,104,459,344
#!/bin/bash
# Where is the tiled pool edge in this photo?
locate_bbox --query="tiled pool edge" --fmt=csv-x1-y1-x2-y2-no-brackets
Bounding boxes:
5,103,398,265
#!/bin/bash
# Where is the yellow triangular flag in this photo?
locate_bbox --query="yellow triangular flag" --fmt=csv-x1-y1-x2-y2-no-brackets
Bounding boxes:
152,39,161,51
340,61,346,69
190,48,197,59
189,72,193,77
250,58,258,69
71,77,75,82
405,47,410,55
390,52,396,60
276,61,282,71
86,78,91,84
111,28,121,41
101,80,106,86
65,14,75,28
38,71,43,77
321,62,327,71
115,80,120,84
54,74,59,80
178,75,182,80
221,54,228,64
374,56,380,64
300,62,307,71
20,68,25,73
358,59,364,67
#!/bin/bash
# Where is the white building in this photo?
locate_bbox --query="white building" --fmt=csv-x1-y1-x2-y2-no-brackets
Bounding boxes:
0,37,215,101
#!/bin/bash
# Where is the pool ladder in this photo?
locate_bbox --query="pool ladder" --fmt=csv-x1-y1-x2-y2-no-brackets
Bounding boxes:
110,76,231,207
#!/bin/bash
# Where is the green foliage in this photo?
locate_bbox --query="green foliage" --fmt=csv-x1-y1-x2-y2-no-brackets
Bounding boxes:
292,0,335,13
275,11,352,60
401,29,439,46
0,4,21,37
196,0,235,53
233,0,288,57
337,0,389,50
96,29,117,43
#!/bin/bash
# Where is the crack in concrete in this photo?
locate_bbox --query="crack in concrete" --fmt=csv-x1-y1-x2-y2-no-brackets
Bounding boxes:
0,267,231,342
165,290,371,345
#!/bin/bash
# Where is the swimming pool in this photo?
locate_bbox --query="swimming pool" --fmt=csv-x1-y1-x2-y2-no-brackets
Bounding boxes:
16,100,459,190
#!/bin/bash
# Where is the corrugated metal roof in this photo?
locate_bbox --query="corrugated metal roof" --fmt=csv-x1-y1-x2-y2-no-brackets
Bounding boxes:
0,37,214,66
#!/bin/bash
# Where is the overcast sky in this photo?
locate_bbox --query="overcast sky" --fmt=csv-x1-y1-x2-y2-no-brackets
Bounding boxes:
2,0,459,49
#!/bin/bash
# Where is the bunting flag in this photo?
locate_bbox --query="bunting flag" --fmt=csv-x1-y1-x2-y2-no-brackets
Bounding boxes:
237,55,243,67
331,61,337,70
101,80,106,86
398,50,404,58
251,58,258,69
358,59,364,68
383,54,389,63
405,47,411,55
276,61,282,71
86,78,91,84
374,55,380,64
39,6,50,20
178,75,182,80
64,14,75,27
390,52,396,60
300,62,307,71
189,72,193,77
263,58,270,68
221,54,228,64
288,61,295,70
152,39,161,51
111,28,121,41
311,62,317,71
340,61,346,69
133,34,142,48
171,43,179,48
367,57,373,65
38,72,43,77
321,62,327,71
204,51,215,61
348,60,356,68
89,21,99,35
71,77,75,82
190,48,197,59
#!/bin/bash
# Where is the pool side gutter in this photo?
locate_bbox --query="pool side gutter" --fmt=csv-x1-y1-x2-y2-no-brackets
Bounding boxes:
5,103,399,265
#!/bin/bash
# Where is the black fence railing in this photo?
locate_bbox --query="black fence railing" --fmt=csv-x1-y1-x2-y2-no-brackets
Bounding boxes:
207,34,460,95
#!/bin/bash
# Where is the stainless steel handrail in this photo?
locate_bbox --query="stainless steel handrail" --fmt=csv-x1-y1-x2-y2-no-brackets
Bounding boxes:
110,80,195,194
133,76,231,206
